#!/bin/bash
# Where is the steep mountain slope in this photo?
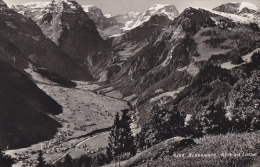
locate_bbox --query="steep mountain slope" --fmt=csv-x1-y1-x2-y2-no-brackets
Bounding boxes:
82,4,178,39
0,57,62,149
0,32,29,70
1,0,91,80
106,7,260,129
213,2,260,20
78,4,179,80
82,5,109,33
104,4,179,83
14,0,109,72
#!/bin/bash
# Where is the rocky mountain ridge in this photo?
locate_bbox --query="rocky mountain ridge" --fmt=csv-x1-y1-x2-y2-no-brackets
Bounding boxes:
105,6,260,131
1,1,259,164
83,5,141,39
0,0,93,80
123,4,179,31
213,2,260,20
14,0,109,77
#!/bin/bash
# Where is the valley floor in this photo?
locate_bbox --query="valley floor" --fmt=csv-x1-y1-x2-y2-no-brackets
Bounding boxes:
6,79,130,166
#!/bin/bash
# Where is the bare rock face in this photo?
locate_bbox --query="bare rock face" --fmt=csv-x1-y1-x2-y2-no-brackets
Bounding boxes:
82,5,108,31
56,1,109,65
0,0,92,80
105,4,179,85
14,0,109,78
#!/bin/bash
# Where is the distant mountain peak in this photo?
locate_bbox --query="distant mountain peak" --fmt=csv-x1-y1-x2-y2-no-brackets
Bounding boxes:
213,2,260,14
233,1,259,12
123,4,179,31
50,0,84,13
52,0,76,3
145,4,179,20
22,1,51,8
213,2,260,21
82,5,104,17
149,4,171,10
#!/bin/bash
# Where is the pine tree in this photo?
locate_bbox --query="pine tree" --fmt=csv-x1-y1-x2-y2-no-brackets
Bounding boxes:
91,153,107,167
36,150,46,167
119,109,136,156
78,155,91,167
0,146,16,167
106,142,113,162
137,105,187,148
63,154,73,167
202,104,229,134
107,112,121,165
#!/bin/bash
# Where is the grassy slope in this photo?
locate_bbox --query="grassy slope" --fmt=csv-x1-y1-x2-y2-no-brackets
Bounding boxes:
119,132,260,167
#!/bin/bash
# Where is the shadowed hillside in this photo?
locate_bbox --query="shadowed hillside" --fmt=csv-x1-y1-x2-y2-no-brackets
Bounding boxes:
0,58,62,149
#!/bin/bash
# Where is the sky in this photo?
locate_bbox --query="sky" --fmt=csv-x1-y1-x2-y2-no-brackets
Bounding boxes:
4,0,260,15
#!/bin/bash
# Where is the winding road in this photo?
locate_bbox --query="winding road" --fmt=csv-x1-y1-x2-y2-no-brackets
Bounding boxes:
52,131,109,165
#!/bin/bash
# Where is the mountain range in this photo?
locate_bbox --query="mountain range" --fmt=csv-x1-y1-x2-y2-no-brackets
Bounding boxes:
213,1,260,19
0,1,259,165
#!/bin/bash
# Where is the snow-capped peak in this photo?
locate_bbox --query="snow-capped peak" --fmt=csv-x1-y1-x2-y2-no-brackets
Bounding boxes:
214,2,260,14
52,0,76,3
22,1,51,8
47,0,84,14
236,2,259,12
149,4,171,11
145,4,179,20
20,0,83,13
123,4,179,31
213,2,260,21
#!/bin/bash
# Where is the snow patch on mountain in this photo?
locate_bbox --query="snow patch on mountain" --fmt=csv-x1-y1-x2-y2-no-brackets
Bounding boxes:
177,63,200,76
150,86,187,103
210,9,257,25
123,4,179,31
213,2,260,21
186,63,200,76
221,48,260,70
221,61,240,70
242,48,260,63
109,33,124,38
238,2,259,12
161,46,175,67
22,1,51,8
82,5,95,12
104,14,112,18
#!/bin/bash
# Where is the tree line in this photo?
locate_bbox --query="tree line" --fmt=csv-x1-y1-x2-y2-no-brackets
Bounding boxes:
32,109,136,167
